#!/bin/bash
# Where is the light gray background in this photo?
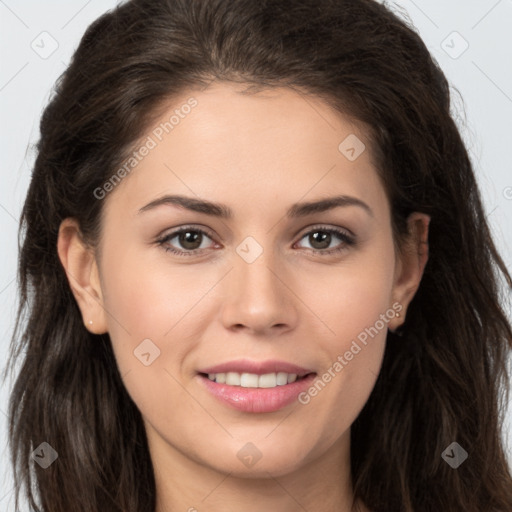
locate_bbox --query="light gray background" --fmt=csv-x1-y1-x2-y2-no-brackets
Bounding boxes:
1,0,511,509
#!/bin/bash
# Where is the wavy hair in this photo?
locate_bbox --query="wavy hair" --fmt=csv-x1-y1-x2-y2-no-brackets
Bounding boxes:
4,0,512,510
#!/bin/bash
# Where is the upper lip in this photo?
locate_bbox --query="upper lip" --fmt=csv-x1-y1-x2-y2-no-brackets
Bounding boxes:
198,359,314,377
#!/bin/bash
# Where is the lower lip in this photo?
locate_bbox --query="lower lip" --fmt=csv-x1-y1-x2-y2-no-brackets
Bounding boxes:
197,373,317,413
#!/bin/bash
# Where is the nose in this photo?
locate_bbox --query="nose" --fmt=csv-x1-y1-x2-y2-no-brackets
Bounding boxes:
220,243,299,336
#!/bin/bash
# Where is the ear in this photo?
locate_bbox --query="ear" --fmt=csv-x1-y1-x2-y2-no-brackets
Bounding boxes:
57,218,108,334
388,212,430,331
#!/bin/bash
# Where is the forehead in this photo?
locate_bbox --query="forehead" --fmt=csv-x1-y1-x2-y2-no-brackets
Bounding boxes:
101,82,388,222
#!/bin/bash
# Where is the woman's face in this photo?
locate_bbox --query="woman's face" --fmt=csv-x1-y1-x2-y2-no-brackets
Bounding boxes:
67,82,428,480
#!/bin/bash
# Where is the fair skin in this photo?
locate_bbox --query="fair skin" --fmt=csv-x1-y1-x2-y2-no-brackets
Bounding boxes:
57,82,429,512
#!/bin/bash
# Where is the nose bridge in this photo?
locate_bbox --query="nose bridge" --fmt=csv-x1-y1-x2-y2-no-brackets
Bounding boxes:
220,234,297,332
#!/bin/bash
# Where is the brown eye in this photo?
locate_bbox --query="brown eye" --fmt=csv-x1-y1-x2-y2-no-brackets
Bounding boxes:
177,230,203,250
295,226,356,255
307,231,332,250
157,227,216,256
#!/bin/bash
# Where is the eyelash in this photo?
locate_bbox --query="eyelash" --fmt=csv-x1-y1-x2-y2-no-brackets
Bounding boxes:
156,225,356,257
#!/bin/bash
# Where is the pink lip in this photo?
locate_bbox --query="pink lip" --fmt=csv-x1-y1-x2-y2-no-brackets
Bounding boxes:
198,358,313,377
197,373,316,413
196,359,316,413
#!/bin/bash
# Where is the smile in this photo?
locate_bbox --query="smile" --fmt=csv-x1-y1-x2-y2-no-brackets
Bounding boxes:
197,372,316,413
204,371,302,388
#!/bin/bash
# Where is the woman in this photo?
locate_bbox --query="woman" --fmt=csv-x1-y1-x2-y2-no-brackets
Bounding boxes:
5,0,512,511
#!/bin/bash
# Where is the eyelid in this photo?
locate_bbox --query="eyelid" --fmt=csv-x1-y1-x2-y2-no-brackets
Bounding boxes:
156,224,217,242
294,223,356,240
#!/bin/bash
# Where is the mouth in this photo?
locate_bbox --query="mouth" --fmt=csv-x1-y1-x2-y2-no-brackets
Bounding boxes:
198,371,314,388
195,360,317,413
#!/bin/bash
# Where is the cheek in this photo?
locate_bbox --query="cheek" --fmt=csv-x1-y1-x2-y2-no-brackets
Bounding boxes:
100,241,210,340
298,242,395,420
98,243,224,415
97,244,175,370
317,273,391,400
98,254,201,431
317,243,396,347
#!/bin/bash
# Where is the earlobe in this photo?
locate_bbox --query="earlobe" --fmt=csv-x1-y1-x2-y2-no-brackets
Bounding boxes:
389,212,430,331
57,218,108,334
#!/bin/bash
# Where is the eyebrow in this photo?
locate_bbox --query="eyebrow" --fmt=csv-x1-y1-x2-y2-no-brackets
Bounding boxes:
138,194,373,219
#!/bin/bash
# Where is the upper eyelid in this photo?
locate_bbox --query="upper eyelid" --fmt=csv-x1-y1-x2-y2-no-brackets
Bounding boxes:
298,223,355,238
157,224,216,239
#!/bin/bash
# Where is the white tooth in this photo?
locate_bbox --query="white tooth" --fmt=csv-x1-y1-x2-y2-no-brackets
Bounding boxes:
276,372,288,385
240,373,259,388
212,372,299,387
258,373,277,388
226,372,241,385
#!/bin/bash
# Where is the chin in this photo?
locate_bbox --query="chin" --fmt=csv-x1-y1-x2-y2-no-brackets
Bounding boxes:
197,436,316,478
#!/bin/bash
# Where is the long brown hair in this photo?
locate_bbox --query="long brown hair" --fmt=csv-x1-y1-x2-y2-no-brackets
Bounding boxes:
4,0,512,510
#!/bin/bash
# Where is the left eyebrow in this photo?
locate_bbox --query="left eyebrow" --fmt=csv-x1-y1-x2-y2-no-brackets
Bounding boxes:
287,195,374,218
138,194,373,219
